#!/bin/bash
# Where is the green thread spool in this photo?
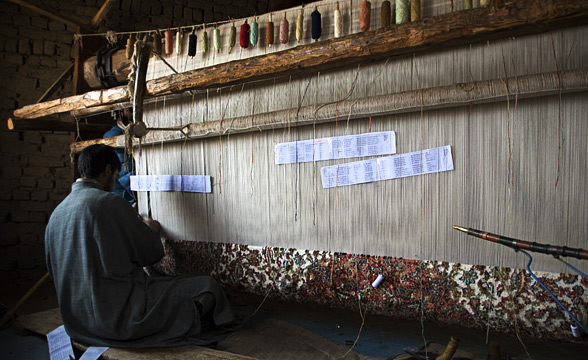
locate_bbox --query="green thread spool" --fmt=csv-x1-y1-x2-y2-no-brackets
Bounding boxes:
250,19,259,46
465,0,473,9
214,27,221,53
381,1,391,28
396,0,408,24
202,26,208,54
228,22,236,53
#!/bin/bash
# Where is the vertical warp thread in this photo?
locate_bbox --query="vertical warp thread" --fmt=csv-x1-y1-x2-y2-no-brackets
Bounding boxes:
214,27,221,53
396,0,409,24
267,16,274,47
359,1,371,32
164,29,173,55
296,8,304,43
228,22,236,53
280,13,289,44
465,0,473,10
175,28,182,55
411,0,421,22
334,2,343,38
381,1,391,28
202,25,209,54
126,34,135,59
311,8,321,41
187,29,197,57
240,20,250,49
250,19,259,46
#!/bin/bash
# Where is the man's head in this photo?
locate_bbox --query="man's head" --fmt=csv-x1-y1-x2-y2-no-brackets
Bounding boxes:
78,144,121,192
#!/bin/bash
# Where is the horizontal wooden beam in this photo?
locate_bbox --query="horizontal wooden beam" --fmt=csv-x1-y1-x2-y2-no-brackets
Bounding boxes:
7,117,111,132
70,68,588,153
90,0,116,28
13,0,588,121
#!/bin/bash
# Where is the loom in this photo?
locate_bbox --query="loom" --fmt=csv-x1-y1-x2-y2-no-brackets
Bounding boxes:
12,0,588,343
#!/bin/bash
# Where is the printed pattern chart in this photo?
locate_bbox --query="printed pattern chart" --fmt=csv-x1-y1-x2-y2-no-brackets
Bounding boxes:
130,175,212,193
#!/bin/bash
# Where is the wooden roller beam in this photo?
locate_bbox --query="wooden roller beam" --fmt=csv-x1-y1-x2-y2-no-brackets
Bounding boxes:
13,0,588,120
69,68,588,153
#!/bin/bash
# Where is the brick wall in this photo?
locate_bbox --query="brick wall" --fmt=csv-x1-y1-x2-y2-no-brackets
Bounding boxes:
0,0,270,284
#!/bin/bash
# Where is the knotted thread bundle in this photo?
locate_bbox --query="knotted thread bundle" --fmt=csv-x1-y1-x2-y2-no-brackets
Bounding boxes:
126,34,135,59
152,32,162,55
188,30,197,56
240,20,250,49
480,0,490,6
360,1,371,32
381,1,391,28
267,16,275,47
250,19,259,46
175,28,182,55
334,3,342,38
202,26,209,54
280,14,289,44
229,23,236,53
411,0,421,22
396,0,409,24
164,30,173,55
214,27,221,53
311,8,321,41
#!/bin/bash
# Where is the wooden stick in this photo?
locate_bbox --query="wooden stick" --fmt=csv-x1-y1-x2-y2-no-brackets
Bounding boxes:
69,68,588,153
0,273,50,329
36,63,74,104
90,0,116,28
12,0,588,120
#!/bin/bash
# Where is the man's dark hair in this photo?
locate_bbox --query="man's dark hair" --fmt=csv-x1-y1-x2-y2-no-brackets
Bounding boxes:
78,144,121,178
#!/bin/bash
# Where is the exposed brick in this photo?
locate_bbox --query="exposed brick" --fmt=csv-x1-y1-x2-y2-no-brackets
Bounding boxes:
0,249,18,271
31,191,48,202
21,233,39,245
37,179,54,189
44,41,56,56
0,24,18,37
23,132,42,144
18,38,31,54
2,141,39,155
0,223,22,237
48,21,66,32
11,210,29,222
33,40,44,55
23,166,49,177
44,133,73,144
29,212,47,223
4,53,24,66
0,235,19,246
18,256,36,270
56,179,72,190
25,54,41,66
57,32,73,44
3,166,22,179
20,268,47,281
41,56,57,67
19,176,37,188
4,38,17,53
29,156,66,167
121,0,132,11
55,168,72,181
12,190,30,201
31,16,49,29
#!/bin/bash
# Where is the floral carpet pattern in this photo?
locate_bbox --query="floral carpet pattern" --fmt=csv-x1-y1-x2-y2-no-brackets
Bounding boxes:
149,240,587,342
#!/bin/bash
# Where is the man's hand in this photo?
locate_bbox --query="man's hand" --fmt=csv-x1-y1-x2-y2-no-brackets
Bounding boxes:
143,218,162,234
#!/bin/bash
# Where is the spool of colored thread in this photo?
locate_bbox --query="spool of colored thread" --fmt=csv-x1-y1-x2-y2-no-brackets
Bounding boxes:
279,13,289,44
381,1,391,28
213,27,221,53
250,19,259,46
480,0,490,7
164,29,173,55
311,8,321,41
396,0,409,24
267,16,275,47
296,8,304,42
359,1,371,32
465,0,473,9
411,0,421,22
228,23,236,53
202,26,208,54
126,34,135,59
240,20,250,49
187,29,197,57
175,28,182,55
152,32,162,55
334,3,342,38
371,274,384,288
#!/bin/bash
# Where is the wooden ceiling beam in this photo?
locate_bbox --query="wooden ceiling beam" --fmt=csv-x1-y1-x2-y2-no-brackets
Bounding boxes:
91,0,117,28
11,0,588,122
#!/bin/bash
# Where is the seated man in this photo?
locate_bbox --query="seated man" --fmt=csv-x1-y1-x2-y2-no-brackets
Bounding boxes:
45,144,234,348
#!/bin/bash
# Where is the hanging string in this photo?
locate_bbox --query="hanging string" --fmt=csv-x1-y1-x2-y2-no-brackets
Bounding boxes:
152,31,162,55
311,7,321,41
296,8,304,43
214,26,221,53
240,20,250,49
396,0,409,24
126,34,136,59
250,18,259,46
550,31,563,188
359,1,371,32
202,24,209,54
381,1,391,28
280,13,289,44
334,2,343,38
267,14,274,47
175,27,182,55
188,28,197,56
105,30,118,45
164,29,173,55
411,0,421,22
465,0,473,10
228,22,236,53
